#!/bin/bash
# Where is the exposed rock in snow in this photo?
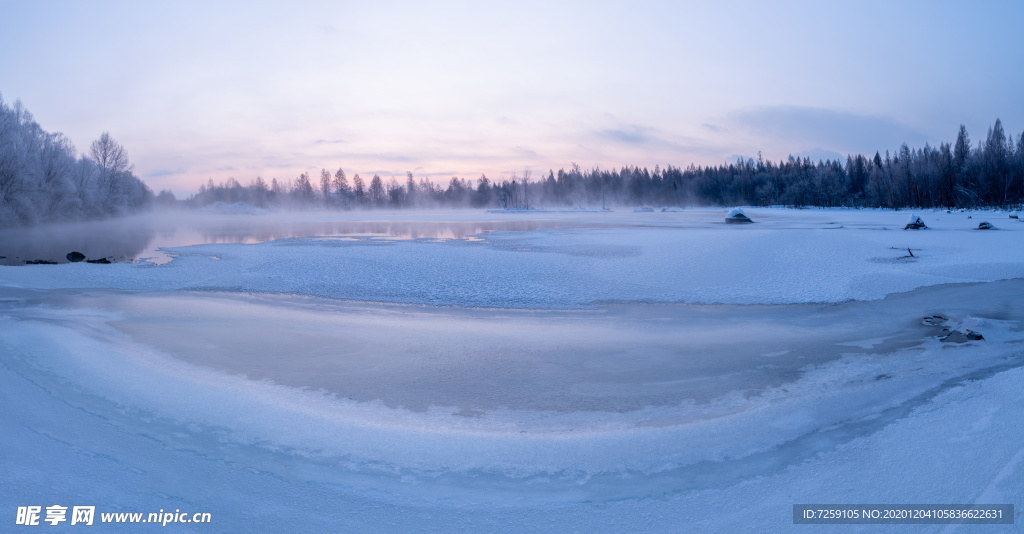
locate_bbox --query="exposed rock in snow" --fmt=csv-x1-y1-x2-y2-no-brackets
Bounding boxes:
941,329,984,343
977,221,995,230
725,208,753,224
904,214,927,229
938,316,987,343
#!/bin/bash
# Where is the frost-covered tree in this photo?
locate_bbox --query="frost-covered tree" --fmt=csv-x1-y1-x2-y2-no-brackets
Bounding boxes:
154,189,177,207
0,95,151,227
983,119,1010,206
405,172,417,207
332,168,349,194
293,172,314,204
473,175,491,207
368,174,385,207
386,176,404,207
319,169,331,204
352,174,365,206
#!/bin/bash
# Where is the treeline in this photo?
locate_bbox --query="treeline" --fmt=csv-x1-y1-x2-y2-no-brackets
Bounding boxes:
189,119,1023,211
187,170,525,210
682,120,1024,209
0,95,152,227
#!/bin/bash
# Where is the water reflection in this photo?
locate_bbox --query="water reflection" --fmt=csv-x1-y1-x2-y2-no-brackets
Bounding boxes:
0,212,582,265
0,216,157,265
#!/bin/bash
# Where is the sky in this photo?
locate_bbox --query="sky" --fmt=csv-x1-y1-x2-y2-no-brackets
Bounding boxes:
1,0,1022,195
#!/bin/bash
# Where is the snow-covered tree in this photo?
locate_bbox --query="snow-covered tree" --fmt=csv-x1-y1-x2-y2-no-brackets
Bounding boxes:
0,95,151,227
319,169,331,204
368,174,385,207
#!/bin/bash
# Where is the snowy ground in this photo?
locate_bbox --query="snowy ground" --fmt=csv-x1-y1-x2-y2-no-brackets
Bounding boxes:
1,207,1023,532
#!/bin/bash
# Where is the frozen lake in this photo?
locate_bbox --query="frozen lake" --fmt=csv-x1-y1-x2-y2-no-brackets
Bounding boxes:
2,207,1023,531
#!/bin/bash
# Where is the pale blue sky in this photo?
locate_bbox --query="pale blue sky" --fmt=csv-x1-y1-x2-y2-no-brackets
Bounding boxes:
1,0,1021,194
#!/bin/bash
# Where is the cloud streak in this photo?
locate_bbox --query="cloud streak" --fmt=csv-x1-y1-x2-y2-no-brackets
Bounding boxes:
593,123,730,161
597,126,656,145
733,106,931,156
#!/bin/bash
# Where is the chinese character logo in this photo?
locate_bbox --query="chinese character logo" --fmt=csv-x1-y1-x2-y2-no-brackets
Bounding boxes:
71,506,96,526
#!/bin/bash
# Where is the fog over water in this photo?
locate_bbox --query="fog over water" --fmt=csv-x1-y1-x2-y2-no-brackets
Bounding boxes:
0,209,602,265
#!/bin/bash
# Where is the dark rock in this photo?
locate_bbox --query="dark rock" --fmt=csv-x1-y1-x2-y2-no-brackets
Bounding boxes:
66,251,86,262
86,258,112,264
977,221,995,230
941,330,984,343
25,260,58,265
922,314,947,326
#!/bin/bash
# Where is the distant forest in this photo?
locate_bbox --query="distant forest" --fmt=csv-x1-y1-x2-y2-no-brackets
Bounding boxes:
3,92,1023,228
190,120,1024,212
0,95,152,227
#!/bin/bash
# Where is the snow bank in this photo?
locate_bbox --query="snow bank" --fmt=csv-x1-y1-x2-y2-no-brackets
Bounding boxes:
2,280,1024,530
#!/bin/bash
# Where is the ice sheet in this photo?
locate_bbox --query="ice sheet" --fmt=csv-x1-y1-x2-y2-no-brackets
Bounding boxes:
2,208,1023,308
2,279,1023,508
